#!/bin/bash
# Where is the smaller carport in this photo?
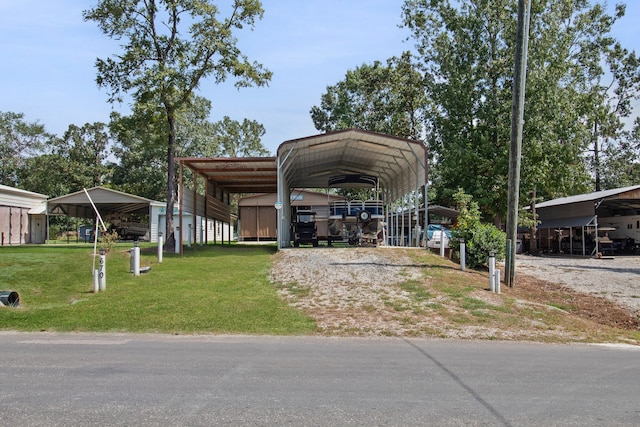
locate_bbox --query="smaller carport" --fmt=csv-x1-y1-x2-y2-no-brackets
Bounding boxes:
532,185,640,255
47,187,155,241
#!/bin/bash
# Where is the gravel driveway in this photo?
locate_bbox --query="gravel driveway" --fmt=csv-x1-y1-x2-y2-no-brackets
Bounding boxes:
515,254,640,315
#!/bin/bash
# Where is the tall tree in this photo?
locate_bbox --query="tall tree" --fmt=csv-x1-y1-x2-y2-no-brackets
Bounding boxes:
402,0,634,220
60,123,111,189
0,111,49,187
310,52,428,141
213,116,268,157
84,0,272,247
16,122,111,197
109,107,168,201
16,153,70,198
600,117,640,188
109,96,221,200
584,32,640,190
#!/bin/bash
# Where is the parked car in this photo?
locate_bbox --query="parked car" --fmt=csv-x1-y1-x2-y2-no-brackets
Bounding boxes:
426,224,451,249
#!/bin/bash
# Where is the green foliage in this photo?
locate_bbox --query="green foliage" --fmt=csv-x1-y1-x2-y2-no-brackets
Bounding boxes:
310,51,428,141
0,111,50,187
109,113,168,201
401,0,638,218
449,189,505,268
53,122,111,191
600,118,640,189
84,0,272,242
16,153,71,198
8,118,110,197
97,230,120,253
463,224,507,268
214,116,269,157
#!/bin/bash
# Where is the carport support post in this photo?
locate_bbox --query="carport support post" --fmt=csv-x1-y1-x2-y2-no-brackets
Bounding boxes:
460,239,466,271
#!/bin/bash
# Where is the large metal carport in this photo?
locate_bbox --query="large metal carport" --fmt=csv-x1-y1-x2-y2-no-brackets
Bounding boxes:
275,129,428,248
178,129,428,249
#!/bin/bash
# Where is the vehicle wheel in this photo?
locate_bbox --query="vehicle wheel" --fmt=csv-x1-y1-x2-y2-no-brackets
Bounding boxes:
313,239,319,247
294,240,300,247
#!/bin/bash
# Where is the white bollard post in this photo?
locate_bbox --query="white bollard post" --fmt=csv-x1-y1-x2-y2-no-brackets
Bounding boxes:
157,233,163,263
440,232,445,257
460,239,466,271
93,269,100,293
489,251,496,292
98,249,106,291
188,224,192,248
495,269,501,294
134,242,140,276
175,227,181,254
199,225,204,246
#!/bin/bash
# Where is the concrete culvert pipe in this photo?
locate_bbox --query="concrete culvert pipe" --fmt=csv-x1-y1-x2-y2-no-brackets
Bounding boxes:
0,291,20,307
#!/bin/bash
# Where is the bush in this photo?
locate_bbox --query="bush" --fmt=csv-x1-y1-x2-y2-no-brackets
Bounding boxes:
98,230,119,253
461,223,506,268
449,189,506,269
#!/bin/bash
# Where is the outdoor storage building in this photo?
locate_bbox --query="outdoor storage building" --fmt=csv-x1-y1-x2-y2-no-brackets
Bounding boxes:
238,190,346,242
0,184,47,245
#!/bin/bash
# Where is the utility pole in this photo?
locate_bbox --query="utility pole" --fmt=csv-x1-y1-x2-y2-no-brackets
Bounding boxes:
505,0,532,287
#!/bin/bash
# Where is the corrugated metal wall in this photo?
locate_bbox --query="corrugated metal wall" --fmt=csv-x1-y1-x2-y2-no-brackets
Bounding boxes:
0,205,28,245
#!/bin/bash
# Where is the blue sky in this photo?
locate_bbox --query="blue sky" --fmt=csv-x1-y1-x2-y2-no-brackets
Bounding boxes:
0,1,638,155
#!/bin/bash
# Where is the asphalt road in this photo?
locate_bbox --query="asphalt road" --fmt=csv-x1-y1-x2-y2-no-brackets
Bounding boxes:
1,333,639,426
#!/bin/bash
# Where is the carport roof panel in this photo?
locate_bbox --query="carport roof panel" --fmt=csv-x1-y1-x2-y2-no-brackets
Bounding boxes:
47,186,155,218
178,157,278,193
536,185,640,208
277,129,428,197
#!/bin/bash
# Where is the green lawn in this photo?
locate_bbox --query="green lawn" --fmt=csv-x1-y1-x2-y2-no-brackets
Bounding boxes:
0,243,316,334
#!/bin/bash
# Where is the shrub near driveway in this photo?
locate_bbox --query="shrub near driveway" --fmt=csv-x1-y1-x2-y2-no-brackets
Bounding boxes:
0,244,315,334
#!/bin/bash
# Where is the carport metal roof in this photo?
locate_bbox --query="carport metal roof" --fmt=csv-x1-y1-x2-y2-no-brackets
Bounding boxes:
535,185,640,218
277,129,428,200
47,187,155,218
177,157,278,193
178,129,428,199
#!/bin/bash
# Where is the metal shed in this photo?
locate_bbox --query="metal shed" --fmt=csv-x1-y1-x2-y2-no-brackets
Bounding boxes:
0,184,48,245
238,190,347,242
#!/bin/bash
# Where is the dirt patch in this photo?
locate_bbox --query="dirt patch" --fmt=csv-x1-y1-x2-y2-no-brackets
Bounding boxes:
270,247,640,341
514,254,640,316
508,274,640,330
